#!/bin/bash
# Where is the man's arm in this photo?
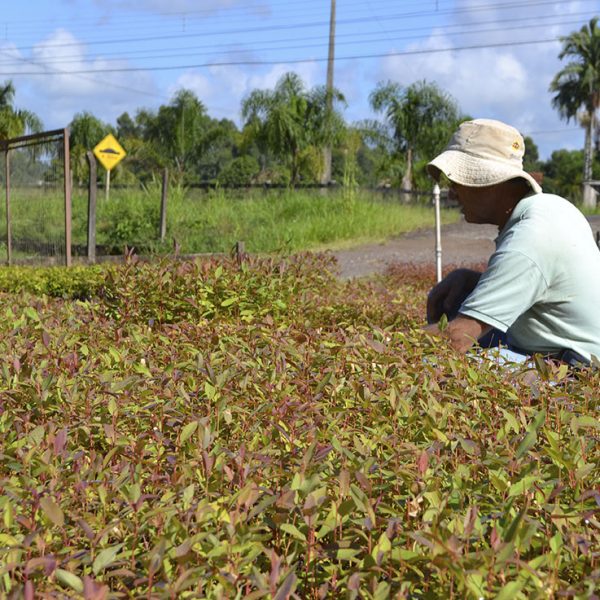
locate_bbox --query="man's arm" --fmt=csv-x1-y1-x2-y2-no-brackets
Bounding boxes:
425,315,492,353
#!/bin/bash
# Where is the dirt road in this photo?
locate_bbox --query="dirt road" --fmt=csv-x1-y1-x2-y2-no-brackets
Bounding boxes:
331,215,600,279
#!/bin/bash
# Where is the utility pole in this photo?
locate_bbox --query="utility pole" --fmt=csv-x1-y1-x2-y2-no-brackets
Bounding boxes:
321,0,336,186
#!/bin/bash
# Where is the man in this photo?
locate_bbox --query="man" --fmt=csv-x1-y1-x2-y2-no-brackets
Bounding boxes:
425,118,600,366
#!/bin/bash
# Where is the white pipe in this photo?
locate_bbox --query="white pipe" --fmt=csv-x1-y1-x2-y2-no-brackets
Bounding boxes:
433,183,442,283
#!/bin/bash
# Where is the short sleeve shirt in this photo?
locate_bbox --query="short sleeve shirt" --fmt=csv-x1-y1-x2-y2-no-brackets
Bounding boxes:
459,193,600,361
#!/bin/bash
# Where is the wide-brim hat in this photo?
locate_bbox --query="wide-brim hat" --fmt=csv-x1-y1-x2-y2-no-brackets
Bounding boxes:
427,118,542,194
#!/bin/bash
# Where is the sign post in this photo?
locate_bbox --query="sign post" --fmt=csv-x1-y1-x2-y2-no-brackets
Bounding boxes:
93,134,126,201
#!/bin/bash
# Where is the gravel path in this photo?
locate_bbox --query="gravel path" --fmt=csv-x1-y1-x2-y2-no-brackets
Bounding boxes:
331,215,600,279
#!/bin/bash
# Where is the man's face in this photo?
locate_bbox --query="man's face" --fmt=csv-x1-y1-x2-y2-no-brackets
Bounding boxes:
447,181,497,224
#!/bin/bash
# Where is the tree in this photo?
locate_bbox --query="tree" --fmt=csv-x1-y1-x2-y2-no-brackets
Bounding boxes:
145,89,210,181
550,17,600,208
369,80,462,196
307,84,347,183
142,89,228,184
523,135,541,173
217,155,260,187
116,112,139,140
0,80,42,140
69,112,110,185
241,72,345,186
542,148,600,202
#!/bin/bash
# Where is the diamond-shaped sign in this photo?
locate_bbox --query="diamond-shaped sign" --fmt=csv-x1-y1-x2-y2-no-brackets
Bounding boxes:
93,134,126,171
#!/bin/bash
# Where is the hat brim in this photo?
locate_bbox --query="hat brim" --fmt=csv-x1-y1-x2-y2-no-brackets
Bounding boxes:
427,149,542,194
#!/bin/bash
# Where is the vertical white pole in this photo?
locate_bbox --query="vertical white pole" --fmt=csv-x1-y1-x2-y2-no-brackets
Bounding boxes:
433,183,442,283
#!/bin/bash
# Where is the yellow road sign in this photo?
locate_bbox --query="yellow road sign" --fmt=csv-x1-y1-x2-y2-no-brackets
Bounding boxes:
93,134,126,171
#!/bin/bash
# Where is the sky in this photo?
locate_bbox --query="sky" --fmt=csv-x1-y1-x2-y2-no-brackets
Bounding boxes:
0,0,598,160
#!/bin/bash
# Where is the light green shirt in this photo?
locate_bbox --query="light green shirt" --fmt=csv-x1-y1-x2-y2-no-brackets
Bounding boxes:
459,193,600,361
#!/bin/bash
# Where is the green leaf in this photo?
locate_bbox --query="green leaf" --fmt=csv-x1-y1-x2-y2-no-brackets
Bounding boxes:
24,306,40,321
28,425,45,446
373,581,391,600
180,421,198,443
204,381,217,400
438,313,448,331
336,548,360,561
504,505,527,543
280,523,306,541
549,532,562,553
337,499,355,517
515,410,546,459
495,580,524,600
39,497,64,527
508,475,539,498
55,569,83,593
221,297,238,307
570,415,600,433
501,409,520,433
93,544,124,575
107,397,118,416
371,532,391,564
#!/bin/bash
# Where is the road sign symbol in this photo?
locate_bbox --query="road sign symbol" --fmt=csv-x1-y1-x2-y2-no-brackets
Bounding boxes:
93,134,126,171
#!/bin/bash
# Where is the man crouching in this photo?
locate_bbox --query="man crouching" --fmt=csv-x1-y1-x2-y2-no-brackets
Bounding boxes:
424,118,600,367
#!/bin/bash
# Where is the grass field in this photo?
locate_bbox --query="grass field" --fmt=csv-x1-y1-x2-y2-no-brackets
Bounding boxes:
0,256,597,598
0,187,459,258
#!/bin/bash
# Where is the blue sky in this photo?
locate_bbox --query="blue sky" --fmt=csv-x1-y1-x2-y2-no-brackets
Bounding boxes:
0,0,598,159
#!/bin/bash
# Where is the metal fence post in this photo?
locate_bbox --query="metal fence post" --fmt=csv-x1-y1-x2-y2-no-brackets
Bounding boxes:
86,151,97,263
160,168,168,241
433,183,442,283
63,128,72,267
5,147,11,266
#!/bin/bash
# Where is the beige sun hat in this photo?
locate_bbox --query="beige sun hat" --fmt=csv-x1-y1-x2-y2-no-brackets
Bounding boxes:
427,118,542,194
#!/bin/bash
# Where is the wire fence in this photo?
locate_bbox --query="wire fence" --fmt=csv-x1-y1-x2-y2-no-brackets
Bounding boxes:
0,129,71,266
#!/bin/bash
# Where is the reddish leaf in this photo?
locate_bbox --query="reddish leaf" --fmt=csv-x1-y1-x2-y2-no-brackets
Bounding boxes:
417,450,429,476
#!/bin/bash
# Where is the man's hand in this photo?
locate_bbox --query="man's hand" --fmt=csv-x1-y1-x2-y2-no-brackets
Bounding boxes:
425,315,491,353
427,269,483,324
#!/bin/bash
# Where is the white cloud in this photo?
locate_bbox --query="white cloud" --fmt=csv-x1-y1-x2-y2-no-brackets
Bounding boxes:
92,0,265,16
371,8,585,160
170,60,321,125
13,29,160,128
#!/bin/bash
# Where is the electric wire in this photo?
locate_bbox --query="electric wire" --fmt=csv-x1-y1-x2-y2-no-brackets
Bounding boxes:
0,15,589,68
0,37,572,76
4,0,595,51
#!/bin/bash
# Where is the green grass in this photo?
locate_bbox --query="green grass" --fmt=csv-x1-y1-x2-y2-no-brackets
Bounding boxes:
578,203,600,216
2,186,459,257
125,187,459,254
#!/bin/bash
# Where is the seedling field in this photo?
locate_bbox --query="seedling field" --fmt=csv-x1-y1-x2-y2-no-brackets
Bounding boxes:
0,255,598,598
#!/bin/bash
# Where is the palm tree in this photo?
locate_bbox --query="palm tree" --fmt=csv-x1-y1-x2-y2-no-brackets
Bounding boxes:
242,73,311,186
241,72,345,186
69,112,109,185
550,17,600,208
369,80,461,198
0,80,42,140
142,89,226,184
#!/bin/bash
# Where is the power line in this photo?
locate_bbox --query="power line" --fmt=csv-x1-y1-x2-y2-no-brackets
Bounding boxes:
0,37,566,76
4,0,593,52
14,0,595,37
0,48,168,102
0,15,589,68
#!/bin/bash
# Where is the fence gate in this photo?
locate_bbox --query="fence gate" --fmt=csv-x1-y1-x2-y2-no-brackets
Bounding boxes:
0,128,71,266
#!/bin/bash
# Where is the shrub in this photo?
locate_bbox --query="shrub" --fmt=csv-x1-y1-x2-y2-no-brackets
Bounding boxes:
0,264,108,299
1,258,597,598
217,155,260,187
